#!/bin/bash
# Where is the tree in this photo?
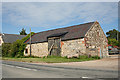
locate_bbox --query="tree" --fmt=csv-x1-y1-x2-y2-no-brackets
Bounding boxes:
106,29,120,47
108,39,119,47
19,28,27,35
106,29,120,40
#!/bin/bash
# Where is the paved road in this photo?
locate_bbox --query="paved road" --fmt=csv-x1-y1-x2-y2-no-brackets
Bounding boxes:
2,60,118,78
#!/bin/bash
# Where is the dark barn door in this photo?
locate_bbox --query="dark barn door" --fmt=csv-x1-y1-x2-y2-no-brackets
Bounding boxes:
48,37,61,56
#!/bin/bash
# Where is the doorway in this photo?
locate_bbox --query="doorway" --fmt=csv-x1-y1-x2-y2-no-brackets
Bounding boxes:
48,37,61,56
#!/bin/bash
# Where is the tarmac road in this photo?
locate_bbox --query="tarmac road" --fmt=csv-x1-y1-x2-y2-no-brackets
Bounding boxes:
2,60,118,78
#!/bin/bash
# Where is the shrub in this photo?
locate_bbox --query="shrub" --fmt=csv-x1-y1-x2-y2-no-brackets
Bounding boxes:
0,46,2,57
2,39,27,58
64,56,68,59
79,55,88,59
10,40,26,57
2,32,35,58
2,43,12,57
20,55,40,58
91,56,100,59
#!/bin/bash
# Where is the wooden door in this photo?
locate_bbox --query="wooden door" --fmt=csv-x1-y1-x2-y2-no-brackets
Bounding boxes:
48,37,61,56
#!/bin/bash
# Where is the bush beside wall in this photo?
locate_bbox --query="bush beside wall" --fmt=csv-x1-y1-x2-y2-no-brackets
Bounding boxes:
2,32,34,58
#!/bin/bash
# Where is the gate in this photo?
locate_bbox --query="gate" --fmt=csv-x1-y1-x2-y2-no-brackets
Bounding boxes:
48,37,61,56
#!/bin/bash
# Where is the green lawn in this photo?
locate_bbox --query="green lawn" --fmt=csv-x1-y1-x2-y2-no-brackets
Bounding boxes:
2,56,100,63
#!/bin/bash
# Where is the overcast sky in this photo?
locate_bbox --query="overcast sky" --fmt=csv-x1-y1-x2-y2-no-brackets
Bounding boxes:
2,2,118,34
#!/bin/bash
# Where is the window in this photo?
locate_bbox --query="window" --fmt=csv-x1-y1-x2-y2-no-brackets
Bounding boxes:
25,49,28,54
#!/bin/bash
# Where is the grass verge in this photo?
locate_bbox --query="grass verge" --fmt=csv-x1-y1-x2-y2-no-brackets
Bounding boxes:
2,55,100,63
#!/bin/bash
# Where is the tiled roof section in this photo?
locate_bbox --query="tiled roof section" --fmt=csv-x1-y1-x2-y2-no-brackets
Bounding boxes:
2,34,26,43
27,22,95,43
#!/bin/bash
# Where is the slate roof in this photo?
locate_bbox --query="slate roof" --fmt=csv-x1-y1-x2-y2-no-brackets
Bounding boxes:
47,32,68,38
2,34,26,43
26,22,95,44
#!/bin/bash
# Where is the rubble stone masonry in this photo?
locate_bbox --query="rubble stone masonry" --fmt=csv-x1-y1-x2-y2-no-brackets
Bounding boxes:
24,42,48,57
24,22,108,58
61,38,86,57
85,22,108,58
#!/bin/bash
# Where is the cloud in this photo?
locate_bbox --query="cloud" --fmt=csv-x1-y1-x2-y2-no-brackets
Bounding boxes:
2,2,118,29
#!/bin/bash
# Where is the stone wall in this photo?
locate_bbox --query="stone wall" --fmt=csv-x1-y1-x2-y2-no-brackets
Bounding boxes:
24,22,108,58
61,38,86,57
24,42,48,57
25,38,86,58
85,22,108,58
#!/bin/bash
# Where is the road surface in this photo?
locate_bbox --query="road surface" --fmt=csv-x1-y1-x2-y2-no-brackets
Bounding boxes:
2,60,118,78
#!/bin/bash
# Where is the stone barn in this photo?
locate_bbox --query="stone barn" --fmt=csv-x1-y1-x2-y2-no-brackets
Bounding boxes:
24,21,108,58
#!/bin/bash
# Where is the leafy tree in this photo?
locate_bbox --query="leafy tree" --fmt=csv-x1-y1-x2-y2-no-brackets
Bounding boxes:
106,29,120,40
108,39,119,47
106,29,120,47
19,28,27,35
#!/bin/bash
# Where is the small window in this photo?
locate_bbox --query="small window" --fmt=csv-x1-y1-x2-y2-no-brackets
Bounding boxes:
25,49,28,54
